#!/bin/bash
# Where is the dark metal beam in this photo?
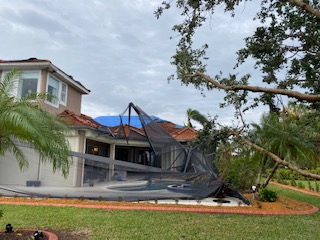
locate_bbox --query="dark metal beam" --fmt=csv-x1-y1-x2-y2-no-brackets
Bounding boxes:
71,151,170,173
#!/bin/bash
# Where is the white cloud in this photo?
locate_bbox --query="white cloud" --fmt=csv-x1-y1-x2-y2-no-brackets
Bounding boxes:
0,0,266,126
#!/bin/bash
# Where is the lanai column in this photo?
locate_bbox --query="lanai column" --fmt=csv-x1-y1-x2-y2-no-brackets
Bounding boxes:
73,130,86,187
109,143,116,180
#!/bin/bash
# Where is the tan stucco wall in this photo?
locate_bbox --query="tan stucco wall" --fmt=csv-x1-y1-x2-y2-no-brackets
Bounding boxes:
0,147,39,185
1,68,83,115
0,149,76,187
66,86,82,114
0,131,81,187
41,80,82,115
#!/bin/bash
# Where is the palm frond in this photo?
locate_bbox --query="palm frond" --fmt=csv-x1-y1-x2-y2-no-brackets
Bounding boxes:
0,68,21,96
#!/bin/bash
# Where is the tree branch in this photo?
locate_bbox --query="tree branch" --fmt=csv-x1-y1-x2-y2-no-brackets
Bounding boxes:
287,0,320,19
239,135,320,180
192,72,320,102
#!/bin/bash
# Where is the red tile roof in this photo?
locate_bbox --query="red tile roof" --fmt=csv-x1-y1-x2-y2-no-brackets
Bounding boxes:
60,110,197,141
157,122,176,133
157,122,197,141
59,110,102,129
112,124,145,137
0,58,51,63
171,127,197,141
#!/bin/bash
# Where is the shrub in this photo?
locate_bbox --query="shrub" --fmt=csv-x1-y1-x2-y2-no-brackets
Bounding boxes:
307,181,312,190
290,179,297,187
258,188,277,202
297,182,305,189
274,168,292,180
0,210,2,219
315,182,319,192
225,156,259,190
270,167,320,181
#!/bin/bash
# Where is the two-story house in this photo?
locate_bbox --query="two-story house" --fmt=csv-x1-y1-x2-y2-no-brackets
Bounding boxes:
0,58,198,188
0,58,89,115
0,58,92,187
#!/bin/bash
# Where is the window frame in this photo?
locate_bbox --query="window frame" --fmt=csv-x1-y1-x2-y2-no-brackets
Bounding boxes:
1,70,40,99
45,74,68,107
60,82,68,105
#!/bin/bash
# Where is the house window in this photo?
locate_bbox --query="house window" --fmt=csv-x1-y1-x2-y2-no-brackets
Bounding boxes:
46,74,68,107
1,71,40,99
18,72,39,98
60,83,67,105
47,76,59,105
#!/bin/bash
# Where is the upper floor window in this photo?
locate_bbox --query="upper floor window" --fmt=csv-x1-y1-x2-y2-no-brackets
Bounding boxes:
1,71,40,99
46,74,68,107
60,82,67,104
18,71,39,98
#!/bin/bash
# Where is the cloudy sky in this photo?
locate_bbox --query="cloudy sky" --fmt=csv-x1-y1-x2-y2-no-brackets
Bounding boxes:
0,0,268,128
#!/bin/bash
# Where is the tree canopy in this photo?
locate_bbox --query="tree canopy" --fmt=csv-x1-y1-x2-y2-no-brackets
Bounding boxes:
0,69,72,177
156,0,320,182
156,0,320,109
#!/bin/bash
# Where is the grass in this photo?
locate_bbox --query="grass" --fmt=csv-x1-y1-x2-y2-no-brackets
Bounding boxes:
0,186,319,240
276,178,319,192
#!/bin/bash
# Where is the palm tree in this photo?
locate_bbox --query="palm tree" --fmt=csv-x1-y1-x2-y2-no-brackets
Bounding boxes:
251,112,318,187
282,102,320,169
186,108,209,128
0,69,71,177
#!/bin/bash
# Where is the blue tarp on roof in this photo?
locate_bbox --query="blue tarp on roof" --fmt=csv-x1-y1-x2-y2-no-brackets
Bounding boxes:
94,116,143,128
94,115,184,129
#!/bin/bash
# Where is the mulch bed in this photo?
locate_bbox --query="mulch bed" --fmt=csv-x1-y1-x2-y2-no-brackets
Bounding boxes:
0,230,49,240
0,229,89,240
0,193,317,214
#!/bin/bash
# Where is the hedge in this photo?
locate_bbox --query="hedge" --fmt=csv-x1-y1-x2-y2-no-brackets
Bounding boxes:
266,167,320,181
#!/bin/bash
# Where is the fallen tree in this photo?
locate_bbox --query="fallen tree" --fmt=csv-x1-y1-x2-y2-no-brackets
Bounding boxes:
156,0,320,182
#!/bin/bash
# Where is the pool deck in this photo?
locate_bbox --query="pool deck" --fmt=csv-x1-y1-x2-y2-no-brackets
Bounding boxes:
0,181,244,207
0,181,319,215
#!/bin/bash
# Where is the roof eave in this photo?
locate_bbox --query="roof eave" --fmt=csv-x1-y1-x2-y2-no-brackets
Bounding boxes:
0,61,90,94
49,63,90,94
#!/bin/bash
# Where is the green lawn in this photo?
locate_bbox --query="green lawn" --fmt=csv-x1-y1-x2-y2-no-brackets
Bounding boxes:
278,179,319,192
0,185,319,240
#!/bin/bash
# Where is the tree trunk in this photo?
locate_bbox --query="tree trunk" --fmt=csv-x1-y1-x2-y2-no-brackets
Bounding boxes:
192,72,320,102
263,162,280,188
287,0,320,19
239,136,320,180
257,156,267,186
